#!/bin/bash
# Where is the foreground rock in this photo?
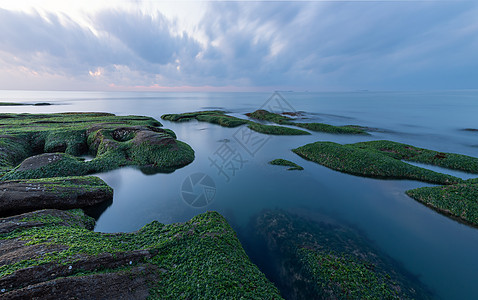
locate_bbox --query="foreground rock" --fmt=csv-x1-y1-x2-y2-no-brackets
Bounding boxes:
0,209,282,299
249,210,432,299
0,176,112,216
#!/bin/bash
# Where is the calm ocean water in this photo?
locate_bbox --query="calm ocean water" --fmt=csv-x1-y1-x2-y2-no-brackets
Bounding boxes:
1,90,478,299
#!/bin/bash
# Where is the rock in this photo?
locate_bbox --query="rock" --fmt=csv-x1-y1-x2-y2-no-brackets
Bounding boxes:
250,210,432,299
0,176,113,216
16,153,65,172
0,113,194,176
0,210,282,299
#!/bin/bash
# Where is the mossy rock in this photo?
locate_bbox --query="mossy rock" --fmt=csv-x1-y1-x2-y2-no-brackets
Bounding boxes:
406,182,478,227
0,176,113,216
246,109,295,125
246,109,368,135
247,123,310,136
252,210,431,299
269,159,304,170
353,140,478,174
295,123,368,135
162,110,312,136
0,210,282,299
0,113,194,178
162,110,248,128
293,141,461,185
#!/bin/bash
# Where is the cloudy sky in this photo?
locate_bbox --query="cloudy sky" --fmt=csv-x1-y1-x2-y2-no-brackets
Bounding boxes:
0,0,477,91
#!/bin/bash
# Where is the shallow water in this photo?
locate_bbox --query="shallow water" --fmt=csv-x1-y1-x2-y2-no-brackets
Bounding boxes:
1,90,478,299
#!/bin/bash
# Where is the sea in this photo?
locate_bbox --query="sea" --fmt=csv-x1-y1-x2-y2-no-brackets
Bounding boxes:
1,90,478,299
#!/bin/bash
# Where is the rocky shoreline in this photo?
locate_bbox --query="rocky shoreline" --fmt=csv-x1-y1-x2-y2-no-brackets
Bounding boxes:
0,112,282,299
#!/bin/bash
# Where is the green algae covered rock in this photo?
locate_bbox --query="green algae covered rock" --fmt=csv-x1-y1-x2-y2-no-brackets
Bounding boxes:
293,141,461,185
406,182,478,227
269,159,304,170
162,110,311,136
246,109,368,135
0,176,112,216
0,113,194,178
0,209,282,299
252,210,431,299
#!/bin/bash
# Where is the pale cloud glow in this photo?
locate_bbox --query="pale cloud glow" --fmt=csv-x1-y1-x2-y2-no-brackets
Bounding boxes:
0,1,477,91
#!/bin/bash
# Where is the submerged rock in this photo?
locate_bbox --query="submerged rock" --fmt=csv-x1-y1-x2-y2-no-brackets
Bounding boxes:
0,209,282,299
249,210,432,299
0,176,112,216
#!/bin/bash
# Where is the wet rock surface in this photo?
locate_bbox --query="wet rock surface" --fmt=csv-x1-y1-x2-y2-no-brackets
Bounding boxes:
0,176,113,216
0,209,282,299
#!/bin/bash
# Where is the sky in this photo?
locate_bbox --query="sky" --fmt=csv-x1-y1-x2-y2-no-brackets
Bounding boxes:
0,0,477,92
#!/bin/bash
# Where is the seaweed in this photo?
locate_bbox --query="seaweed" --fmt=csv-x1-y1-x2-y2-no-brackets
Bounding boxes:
0,210,282,299
246,109,368,135
406,182,478,227
293,141,461,185
269,159,304,170
0,113,194,179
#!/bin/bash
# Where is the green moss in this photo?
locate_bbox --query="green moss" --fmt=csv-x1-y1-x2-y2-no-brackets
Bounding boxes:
246,109,295,125
406,183,478,227
0,210,282,299
162,110,311,135
247,123,310,136
162,110,250,128
294,123,368,135
0,102,25,106
353,140,478,174
195,114,249,128
246,109,368,135
293,141,461,185
253,210,431,299
269,159,304,170
299,249,402,299
0,113,194,179
466,178,478,184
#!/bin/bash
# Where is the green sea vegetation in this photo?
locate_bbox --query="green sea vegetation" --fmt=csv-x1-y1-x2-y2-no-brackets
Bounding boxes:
353,140,478,173
162,110,248,127
0,102,25,106
247,122,310,135
246,109,368,135
406,182,478,227
0,102,52,106
162,110,310,135
0,113,194,178
0,209,282,299
293,140,478,226
293,141,467,185
253,210,431,299
269,159,304,170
